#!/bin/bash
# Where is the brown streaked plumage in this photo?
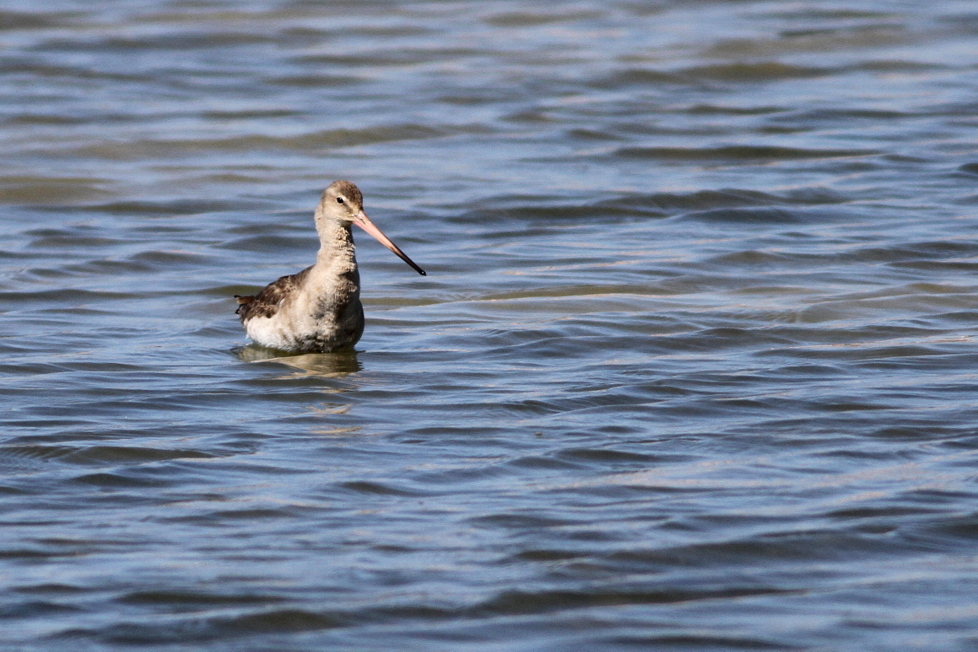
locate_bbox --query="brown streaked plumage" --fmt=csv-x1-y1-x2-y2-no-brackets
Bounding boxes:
235,180,425,353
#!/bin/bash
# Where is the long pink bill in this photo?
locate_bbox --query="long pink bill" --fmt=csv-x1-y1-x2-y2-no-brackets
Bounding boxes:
353,210,426,276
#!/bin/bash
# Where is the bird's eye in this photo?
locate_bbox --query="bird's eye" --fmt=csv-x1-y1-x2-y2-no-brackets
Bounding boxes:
336,197,345,205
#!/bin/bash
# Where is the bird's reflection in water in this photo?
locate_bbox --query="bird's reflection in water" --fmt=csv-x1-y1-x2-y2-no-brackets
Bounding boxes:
235,346,363,437
236,345,362,378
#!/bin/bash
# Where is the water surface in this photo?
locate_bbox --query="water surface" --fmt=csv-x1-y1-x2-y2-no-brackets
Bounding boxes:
3,1,978,650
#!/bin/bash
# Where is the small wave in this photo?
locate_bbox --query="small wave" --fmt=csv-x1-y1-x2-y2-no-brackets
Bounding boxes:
0,177,113,205
616,145,879,162
680,61,830,82
678,207,803,224
63,124,452,159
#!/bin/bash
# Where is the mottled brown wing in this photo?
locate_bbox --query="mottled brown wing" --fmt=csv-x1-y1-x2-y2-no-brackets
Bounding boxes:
235,266,312,322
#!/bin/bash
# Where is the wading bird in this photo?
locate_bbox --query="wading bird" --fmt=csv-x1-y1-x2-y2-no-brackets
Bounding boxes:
236,180,425,353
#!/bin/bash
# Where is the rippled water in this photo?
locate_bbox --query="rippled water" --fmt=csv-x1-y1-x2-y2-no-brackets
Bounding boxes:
4,1,978,649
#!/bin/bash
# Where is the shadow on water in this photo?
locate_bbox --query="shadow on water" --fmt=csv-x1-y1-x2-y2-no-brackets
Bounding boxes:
234,345,362,377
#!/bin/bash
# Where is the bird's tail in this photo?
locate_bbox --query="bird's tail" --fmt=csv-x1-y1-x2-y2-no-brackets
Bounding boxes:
234,295,255,315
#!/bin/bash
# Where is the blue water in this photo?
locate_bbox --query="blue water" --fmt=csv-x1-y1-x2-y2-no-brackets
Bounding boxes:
3,1,978,649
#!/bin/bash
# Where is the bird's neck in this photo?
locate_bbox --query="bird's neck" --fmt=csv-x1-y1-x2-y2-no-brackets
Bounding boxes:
307,220,361,317
314,220,357,273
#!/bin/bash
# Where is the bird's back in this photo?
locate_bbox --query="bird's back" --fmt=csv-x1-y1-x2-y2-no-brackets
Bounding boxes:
236,267,312,322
